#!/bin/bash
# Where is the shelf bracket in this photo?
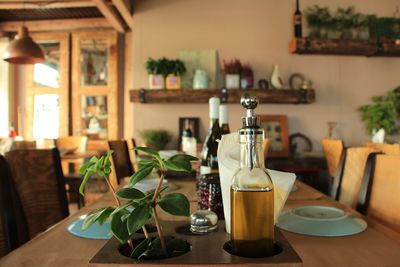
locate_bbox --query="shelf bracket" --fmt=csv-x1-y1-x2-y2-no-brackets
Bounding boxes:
220,88,228,103
139,89,146,103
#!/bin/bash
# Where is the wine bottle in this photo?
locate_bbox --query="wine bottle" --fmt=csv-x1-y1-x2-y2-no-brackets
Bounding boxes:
219,104,230,135
182,119,197,157
200,97,221,175
231,94,274,257
294,0,302,38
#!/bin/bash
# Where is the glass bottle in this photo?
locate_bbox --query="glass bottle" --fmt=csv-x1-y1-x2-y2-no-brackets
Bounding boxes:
231,94,274,258
294,0,302,38
219,104,230,135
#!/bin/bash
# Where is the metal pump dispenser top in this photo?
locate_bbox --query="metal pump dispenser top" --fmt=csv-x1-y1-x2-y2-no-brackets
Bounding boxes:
240,94,263,170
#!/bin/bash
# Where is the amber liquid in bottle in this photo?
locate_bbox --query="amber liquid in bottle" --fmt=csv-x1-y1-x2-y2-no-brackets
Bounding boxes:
231,187,274,257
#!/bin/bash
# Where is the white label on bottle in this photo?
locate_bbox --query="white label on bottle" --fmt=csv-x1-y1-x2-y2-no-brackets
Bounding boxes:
200,166,211,175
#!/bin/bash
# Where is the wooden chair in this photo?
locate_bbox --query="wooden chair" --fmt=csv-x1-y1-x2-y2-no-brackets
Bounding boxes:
13,140,36,150
0,156,19,257
334,147,379,209
56,136,88,175
364,142,400,155
321,138,344,178
127,138,139,171
263,138,270,160
108,140,134,185
357,154,400,242
5,148,69,239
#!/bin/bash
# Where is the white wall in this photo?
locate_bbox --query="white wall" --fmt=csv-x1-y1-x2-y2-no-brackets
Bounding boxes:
125,0,400,150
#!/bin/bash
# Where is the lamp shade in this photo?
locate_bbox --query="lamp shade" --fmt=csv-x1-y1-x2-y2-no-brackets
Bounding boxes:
3,26,45,64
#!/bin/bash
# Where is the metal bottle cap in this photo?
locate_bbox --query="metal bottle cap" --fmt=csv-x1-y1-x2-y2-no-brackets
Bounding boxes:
190,210,218,234
241,94,260,128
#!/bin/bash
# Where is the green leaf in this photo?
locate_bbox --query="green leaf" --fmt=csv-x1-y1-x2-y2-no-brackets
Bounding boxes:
130,237,152,259
116,188,145,200
79,160,95,174
164,159,191,173
169,154,198,162
82,206,114,230
128,165,155,187
127,203,151,235
157,193,190,216
79,170,94,196
133,146,161,160
138,159,156,169
111,211,130,243
138,248,168,260
138,185,168,203
110,201,134,216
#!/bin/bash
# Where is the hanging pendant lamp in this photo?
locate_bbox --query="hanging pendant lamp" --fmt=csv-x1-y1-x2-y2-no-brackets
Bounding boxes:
3,26,45,64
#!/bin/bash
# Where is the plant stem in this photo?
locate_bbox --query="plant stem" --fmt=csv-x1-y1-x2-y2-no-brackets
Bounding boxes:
152,206,166,253
103,174,120,206
151,171,166,253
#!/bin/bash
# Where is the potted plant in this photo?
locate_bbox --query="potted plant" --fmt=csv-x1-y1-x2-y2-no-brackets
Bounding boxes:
353,13,370,40
240,64,254,89
223,58,242,89
336,7,356,39
140,129,171,151
166,59,186,90
304,5,331,38
359,88,400,143
79,148,197,260
146,58,167,89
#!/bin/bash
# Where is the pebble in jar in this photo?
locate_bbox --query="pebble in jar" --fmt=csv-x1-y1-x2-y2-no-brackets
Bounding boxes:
231,94,274,257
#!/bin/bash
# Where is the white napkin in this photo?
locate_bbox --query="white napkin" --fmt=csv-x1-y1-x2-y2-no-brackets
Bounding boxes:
218,132,296,233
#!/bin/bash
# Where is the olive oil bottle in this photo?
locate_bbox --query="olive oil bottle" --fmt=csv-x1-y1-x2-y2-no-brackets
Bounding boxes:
231,94,274,258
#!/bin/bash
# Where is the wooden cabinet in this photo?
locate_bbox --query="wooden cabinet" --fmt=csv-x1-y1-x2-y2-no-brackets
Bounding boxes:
71,30,119,141
25,30,120,146
25,32,70,140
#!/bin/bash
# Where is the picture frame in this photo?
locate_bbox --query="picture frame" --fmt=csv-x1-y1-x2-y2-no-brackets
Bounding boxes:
259,115,290,158
178,117,200,144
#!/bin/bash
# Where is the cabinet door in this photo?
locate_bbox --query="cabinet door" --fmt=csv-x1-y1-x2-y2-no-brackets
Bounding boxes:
25,32,70,139
71,30,118,141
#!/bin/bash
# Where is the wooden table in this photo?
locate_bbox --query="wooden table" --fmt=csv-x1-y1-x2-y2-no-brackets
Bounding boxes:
1,179,400,267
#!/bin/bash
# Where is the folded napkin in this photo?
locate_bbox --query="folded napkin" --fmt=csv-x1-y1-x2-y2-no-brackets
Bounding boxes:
218,132,296,233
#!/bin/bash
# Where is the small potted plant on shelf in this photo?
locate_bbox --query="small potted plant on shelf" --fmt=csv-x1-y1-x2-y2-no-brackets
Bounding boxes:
166,59,186,90
223,58,242,89
79,148,197,260
146,58,167,89
304,5,331,38
240,64,254,89
359,88,400,143
336,6,356,39
140,129,172,151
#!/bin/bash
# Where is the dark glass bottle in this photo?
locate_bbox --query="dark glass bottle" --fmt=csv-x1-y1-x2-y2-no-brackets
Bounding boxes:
219,104,230,135
200,97,221,175
294,0,302,38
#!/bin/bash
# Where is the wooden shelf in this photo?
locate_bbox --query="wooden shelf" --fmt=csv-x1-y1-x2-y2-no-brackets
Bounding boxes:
129,88,315,104
289,38,400,57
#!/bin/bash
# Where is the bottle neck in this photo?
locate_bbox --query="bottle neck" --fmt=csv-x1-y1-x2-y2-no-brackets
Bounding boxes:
210,118,219,128
296,0,300,11
239,138,265,169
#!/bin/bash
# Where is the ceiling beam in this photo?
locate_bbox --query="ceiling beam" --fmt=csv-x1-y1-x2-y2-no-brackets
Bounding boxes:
0,18,111,32
92,0,125,33
0,1,96,9
111,0,133,29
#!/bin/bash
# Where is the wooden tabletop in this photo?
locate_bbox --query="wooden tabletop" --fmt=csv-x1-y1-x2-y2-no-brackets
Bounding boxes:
1,180,400,267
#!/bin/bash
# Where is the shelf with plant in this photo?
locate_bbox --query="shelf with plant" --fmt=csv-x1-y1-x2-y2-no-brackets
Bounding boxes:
79,148,197,260
145,58,187,90
129,88,315,104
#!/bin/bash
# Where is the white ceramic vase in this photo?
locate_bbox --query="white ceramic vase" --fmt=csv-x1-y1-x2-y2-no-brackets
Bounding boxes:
270,64,284,89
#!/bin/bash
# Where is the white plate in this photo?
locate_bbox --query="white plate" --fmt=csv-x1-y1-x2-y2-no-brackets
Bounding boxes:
67,215,112,240
277,205,367,237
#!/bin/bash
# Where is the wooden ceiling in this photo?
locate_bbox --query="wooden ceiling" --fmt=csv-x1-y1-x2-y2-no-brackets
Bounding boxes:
0,0,133,33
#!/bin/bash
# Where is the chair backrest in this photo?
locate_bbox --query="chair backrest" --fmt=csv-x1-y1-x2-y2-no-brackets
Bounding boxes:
263,138,270,160
337,147,378,209
13,140,36,150
357,154,400,242
321,138,344,178
0,156,19,257
108,140,134,184
5,148,69,239
55,136,88,154
127,138,139,171
365,142,400,155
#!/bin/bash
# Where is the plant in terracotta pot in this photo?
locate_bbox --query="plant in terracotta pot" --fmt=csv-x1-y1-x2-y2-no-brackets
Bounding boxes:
140,129,171,151
335,6,356,39
359,88,400,143
146,58,168,89
304,5,331,38
79,148,197,259
166,59,186,90
223,58,242,89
